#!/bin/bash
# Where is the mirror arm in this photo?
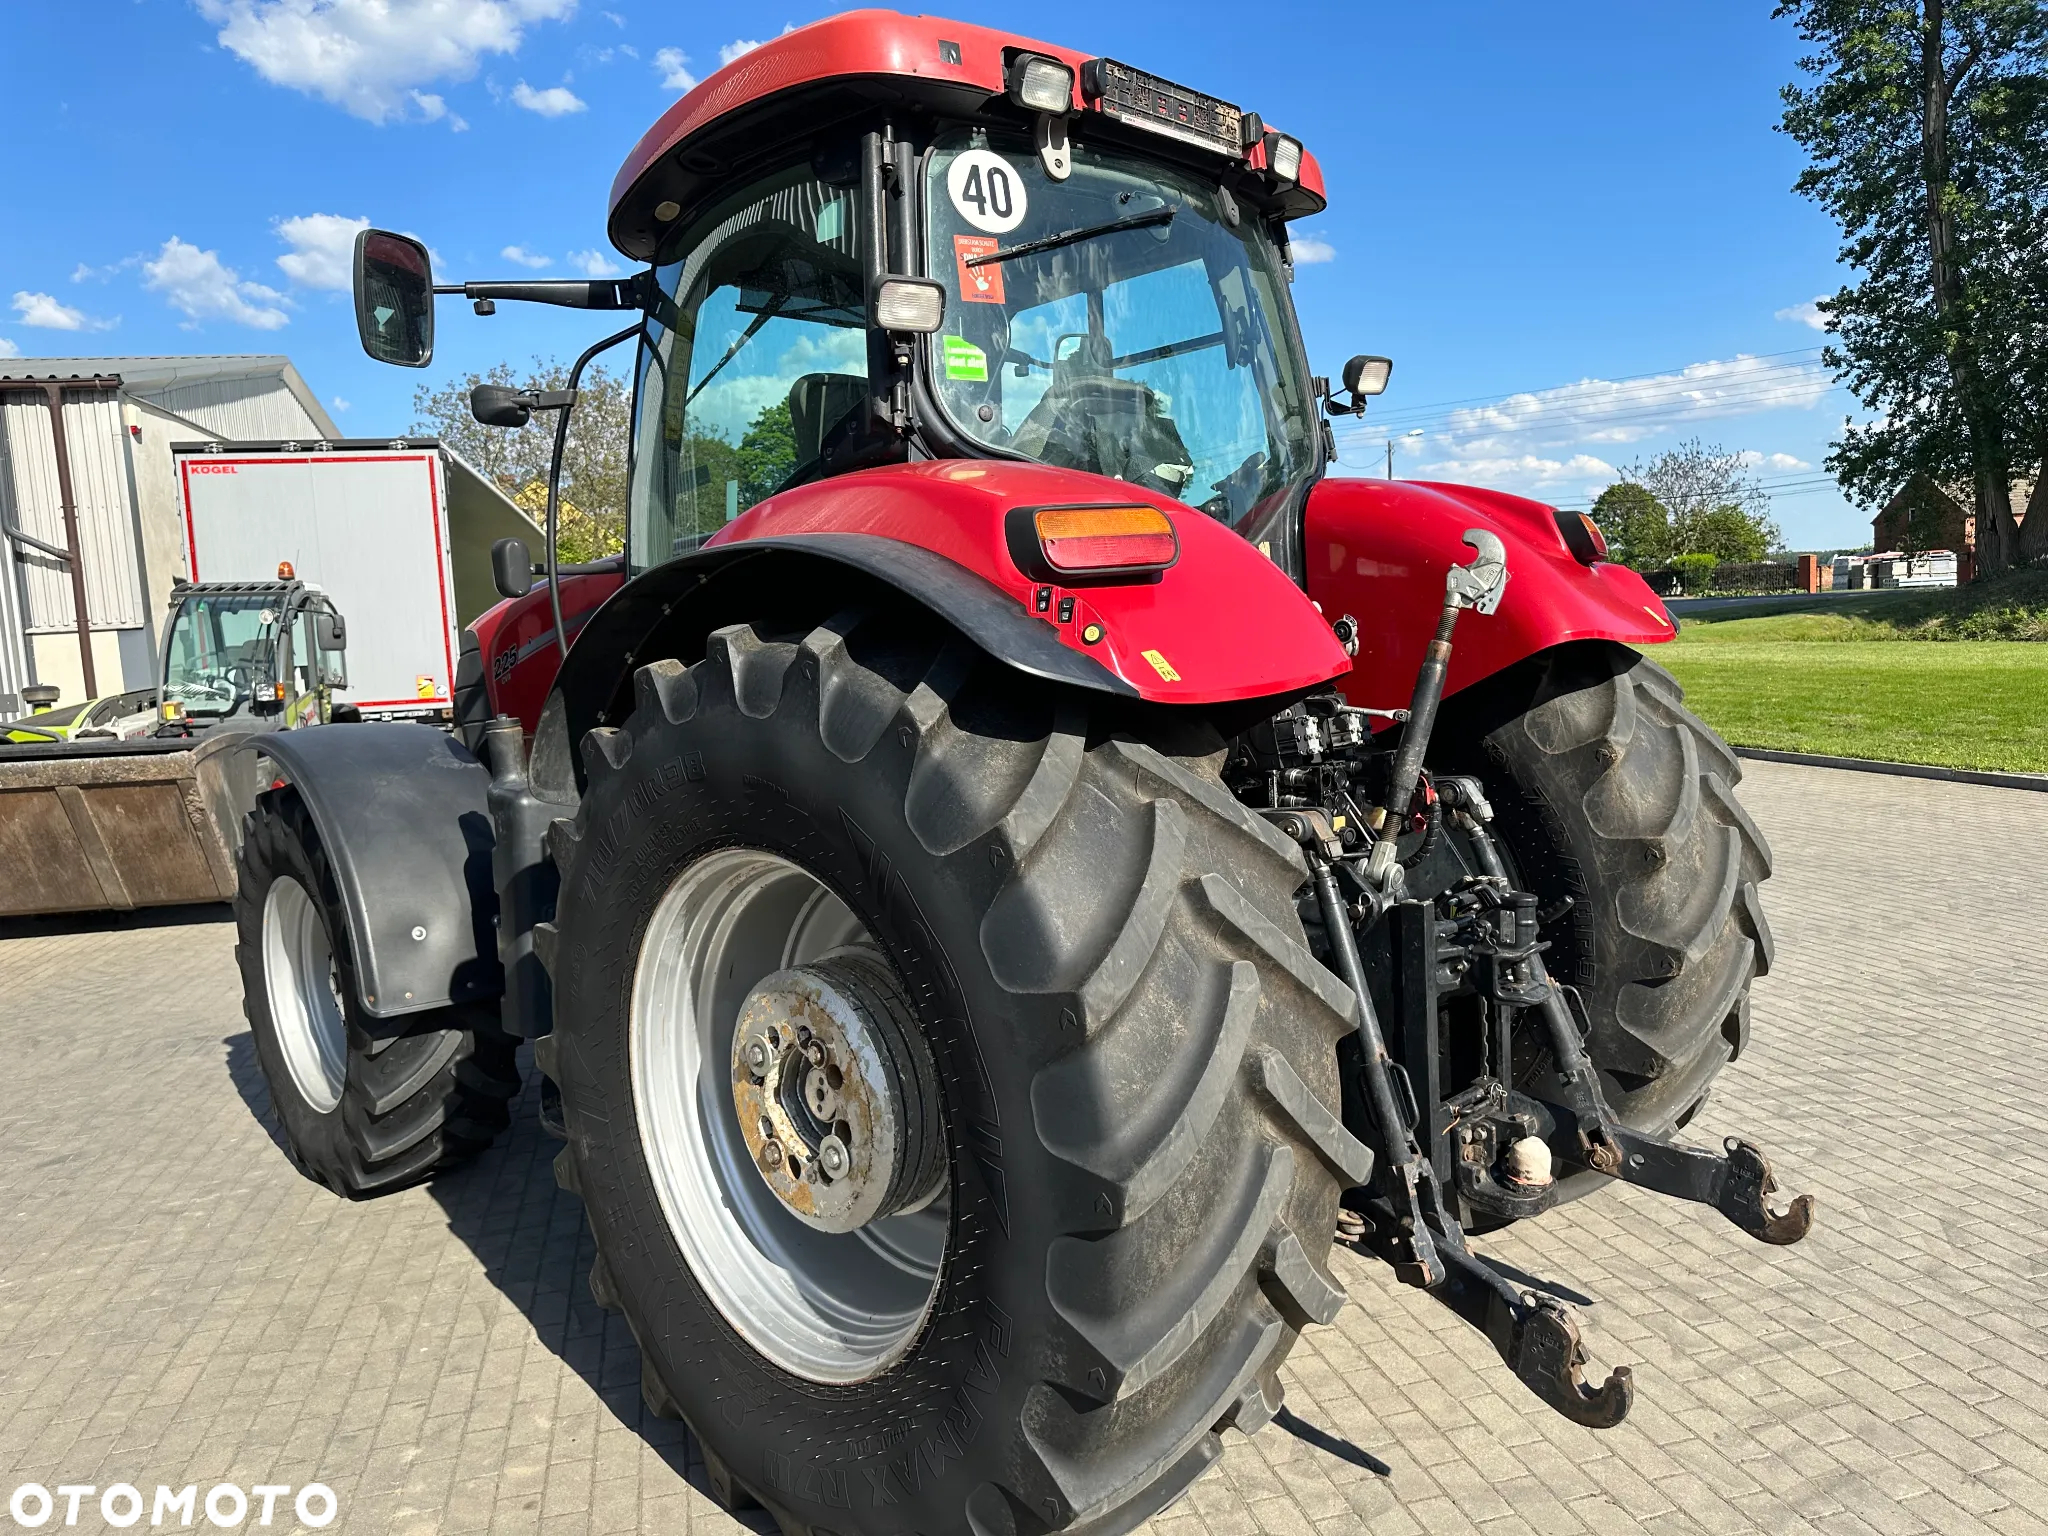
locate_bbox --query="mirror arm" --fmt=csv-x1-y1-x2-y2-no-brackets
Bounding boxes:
432,273,657,311
540,321,645,664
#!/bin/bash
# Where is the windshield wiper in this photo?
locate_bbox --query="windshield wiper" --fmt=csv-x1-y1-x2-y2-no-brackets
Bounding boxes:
965,208,1176,269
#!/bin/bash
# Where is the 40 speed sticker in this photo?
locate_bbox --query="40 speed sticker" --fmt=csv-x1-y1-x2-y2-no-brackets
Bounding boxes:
946,149,1027,234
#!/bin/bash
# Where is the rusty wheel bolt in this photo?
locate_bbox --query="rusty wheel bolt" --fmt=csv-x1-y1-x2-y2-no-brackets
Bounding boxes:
741,1039,772,1078
759,1140,784,1172
818,1136,849,1179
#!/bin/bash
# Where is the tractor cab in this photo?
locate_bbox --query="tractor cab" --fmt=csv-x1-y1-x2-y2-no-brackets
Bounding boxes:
156,578,347,734
354,14,1373,585
611,18,1346,574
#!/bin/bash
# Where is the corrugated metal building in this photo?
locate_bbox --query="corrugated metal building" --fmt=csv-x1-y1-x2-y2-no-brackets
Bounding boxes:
0,356,340,719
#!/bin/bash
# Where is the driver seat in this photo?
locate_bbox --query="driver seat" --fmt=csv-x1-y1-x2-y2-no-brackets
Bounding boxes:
787,373,868,475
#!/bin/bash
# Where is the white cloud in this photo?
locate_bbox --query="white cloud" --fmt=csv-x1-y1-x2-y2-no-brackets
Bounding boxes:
1290,236,1336,265
142,238,291,330
601,9,625,24
1416,451,1618,486
1437,354,1836,449
653,46,697,90
13,290,117,331
275,213,370,290
568,249,623,277
0,337,20,358
1776,297,1828,330
199,0,575,123
331,396,351,412
717,25,797,66
511,80,586,115
1764,451,1811,471
502,245,553,269
410,90,469,129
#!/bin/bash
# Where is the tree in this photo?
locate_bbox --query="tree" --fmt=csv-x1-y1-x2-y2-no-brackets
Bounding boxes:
411,359,633,559
1777,0,2048,577
1599,440,1783,566
736,400,797,506
1589,482,1673,568
1693,505,1776,563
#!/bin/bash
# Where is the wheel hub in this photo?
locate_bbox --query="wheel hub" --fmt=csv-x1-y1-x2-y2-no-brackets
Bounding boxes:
731,951,944,1233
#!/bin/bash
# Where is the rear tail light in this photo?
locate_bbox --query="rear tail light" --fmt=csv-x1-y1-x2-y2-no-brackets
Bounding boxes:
1034,505,1179,575
1555,509,1609,564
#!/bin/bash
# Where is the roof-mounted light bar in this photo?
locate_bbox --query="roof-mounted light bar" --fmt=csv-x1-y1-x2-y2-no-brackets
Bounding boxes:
1079,57,1246,157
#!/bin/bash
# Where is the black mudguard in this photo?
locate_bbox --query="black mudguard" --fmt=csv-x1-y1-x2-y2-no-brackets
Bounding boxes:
256,724,502,1020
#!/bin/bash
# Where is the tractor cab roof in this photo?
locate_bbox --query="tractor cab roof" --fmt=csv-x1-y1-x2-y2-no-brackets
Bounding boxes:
608,9,1325,262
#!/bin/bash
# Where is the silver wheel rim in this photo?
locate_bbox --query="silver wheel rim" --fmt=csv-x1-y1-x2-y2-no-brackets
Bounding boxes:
262,875,347,1113
630,848,949,1382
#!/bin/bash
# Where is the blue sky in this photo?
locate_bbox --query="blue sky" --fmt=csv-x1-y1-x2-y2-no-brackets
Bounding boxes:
1,1,1869,547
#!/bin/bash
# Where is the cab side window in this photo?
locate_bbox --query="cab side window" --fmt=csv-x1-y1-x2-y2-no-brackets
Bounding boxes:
630,163,869,571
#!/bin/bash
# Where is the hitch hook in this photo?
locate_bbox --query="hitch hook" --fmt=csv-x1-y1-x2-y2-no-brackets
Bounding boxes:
1493,1293,1635,1430
1718,1137,1815,1246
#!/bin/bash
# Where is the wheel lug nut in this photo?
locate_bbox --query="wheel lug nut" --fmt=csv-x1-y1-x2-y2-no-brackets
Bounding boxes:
759,1140,783,1172
818,1135,849,1178
742,1039,771,1077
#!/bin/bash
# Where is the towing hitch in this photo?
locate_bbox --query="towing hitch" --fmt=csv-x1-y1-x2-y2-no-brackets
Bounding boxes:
1251,527,1810,1429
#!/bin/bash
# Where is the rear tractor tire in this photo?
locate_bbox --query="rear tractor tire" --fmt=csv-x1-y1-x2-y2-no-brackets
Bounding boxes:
234,787,522,1197
1436,641,1774,1147
546,606,1368,1536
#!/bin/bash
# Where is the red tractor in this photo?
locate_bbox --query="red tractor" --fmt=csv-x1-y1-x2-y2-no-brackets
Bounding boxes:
239,14,1808,1532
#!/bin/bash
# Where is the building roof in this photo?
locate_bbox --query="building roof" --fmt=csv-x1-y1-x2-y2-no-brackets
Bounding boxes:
0,354,340,439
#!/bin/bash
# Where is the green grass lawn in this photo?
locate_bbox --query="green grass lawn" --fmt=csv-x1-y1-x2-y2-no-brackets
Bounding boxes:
1656,604,2048,773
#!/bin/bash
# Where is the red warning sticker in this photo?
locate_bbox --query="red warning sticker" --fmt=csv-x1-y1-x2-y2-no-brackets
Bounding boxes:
953,235,1006,305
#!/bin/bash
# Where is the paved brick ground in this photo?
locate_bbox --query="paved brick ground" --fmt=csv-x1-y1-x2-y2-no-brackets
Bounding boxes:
2,759,2044,1535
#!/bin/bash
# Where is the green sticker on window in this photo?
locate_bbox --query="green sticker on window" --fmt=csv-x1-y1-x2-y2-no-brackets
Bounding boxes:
942,336,988,381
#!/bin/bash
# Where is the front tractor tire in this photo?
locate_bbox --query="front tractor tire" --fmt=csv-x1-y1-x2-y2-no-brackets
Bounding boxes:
1437,641,1774,1147
547,608,1366,1536
234,788,522,1197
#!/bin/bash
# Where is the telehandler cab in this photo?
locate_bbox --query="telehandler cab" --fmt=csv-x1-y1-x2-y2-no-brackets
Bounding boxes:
238,14,1808,1532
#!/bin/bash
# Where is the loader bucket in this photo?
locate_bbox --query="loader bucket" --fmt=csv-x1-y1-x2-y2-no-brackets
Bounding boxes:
0,736,246,916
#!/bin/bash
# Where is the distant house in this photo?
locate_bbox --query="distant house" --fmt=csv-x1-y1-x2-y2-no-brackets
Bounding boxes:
1873,473,2033,581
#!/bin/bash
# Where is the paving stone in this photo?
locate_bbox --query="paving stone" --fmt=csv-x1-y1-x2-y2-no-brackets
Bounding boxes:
1,760,2043,1532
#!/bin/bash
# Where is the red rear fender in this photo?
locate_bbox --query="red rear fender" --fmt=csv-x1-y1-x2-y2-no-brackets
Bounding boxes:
714,461,1350,705
1304,478,1675,712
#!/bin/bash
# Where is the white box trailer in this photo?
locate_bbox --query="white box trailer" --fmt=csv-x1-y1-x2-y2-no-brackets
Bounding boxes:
172,440,541,720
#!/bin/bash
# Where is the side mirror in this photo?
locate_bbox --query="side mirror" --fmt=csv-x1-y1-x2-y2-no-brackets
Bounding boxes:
314,611,347,651
353,229,435,368
472,385,535,428
1343,354,1392,397
492,536,535,600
